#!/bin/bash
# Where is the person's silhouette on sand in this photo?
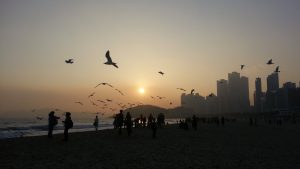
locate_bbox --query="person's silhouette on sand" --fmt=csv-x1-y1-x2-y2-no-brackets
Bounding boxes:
150,119,157,138
192,115,197,130
117,110,124,135
125,112,133,136
62,112,73,141
48,111,60,138
93,116,99,131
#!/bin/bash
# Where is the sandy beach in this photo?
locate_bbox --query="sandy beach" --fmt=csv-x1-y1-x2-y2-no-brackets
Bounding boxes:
1,121,300,169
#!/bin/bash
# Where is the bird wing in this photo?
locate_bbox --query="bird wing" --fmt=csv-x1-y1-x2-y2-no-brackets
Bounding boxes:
105,51,112,62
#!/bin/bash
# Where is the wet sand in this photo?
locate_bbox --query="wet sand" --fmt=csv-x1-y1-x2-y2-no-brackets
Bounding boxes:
1,121,300,169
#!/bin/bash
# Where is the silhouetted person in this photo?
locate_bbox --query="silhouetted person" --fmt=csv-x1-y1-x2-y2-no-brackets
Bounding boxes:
249,118,253,126
148,114,154,127
117,110,124,135
93,116,99,131
150,119,157,138
192,115,197,130
221,117,225,126
125,112,133,136
62,112,73,141
48,111,60,138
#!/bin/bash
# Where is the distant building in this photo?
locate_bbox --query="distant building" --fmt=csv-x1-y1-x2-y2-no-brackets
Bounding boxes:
267,73,279,92
254,77,263,112
217,79,228,113
181,93,206,114
227,72,250,113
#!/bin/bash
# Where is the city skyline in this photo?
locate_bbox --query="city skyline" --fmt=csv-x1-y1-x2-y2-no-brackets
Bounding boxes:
1,1,300,116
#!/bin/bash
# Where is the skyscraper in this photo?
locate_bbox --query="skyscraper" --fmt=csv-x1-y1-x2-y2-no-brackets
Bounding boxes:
267,73,279,92
227,72,250,113
254,77,263,112
228,72,241,113
240,76,250,112
217,79,228,113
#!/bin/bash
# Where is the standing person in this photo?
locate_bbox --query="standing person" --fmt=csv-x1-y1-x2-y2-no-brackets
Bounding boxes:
62,112,73,141
151,118,157,138
117,110,124,135
93,115,99,131
192,115,197,130
125,112,133,136
48,111,60,138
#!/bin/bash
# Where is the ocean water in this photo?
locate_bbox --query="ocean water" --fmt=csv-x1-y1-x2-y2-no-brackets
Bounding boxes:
0,118,179,139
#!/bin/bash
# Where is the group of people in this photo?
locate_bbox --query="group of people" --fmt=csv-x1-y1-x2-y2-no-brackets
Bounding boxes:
48,110,166,141
48,111,73,141
113,110,160,138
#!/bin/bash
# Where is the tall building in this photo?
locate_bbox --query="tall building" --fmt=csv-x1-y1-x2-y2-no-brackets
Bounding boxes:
267,73,279,92
217,79,228,113
227,72,250,113
181,93,206,114
265,72,280,111
228,72,241,113
240,76,250,112
254,77,263,112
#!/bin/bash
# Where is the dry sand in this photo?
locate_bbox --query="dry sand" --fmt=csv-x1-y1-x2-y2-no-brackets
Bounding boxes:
1,121,300,169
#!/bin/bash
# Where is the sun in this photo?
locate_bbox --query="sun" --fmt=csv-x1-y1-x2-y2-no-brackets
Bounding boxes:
138,87,145,94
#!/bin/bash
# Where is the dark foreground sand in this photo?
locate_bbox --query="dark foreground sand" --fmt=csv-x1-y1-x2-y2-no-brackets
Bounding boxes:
1,121,300,169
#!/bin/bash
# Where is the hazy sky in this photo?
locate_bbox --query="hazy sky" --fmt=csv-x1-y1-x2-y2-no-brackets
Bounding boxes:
1,0,300,117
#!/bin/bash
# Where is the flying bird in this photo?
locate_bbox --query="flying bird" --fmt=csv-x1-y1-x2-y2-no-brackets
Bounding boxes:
156,96,165,99
158,71,164,76
36,116,43,120
65,59,74,64
150,96,155,99
75,101,83,105
267,59,274,65
106,99,112,102
95,82,113,88
104,50,118,68
274,66,280,73
191,89,195,94
241,65,245,70
97,100,106,103
90,101,98,106
115,89,124,95
88,92,95,98
176,88,186,91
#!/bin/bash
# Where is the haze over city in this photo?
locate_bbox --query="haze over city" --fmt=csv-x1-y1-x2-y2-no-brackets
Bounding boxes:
1,0,300,117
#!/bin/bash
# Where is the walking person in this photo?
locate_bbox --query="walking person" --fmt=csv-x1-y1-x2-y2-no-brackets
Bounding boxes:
48,111,60,138
125,112,133,136
93,115,99,131
62,112,73,141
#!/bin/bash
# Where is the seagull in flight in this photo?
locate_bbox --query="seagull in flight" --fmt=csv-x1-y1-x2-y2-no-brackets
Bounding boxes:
158,71,164,76
95,82,113,88
65,59,74,64
156,96,165,99
36,116,43,120
176,88,186,91
90,101,98,106
75,101,83,105
115,89,124,95
104,50,118,68
97,100,106,103
274,66,280,73
88,92,95,98
191,89,195,94
241,65,245,70
267,59,274,65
